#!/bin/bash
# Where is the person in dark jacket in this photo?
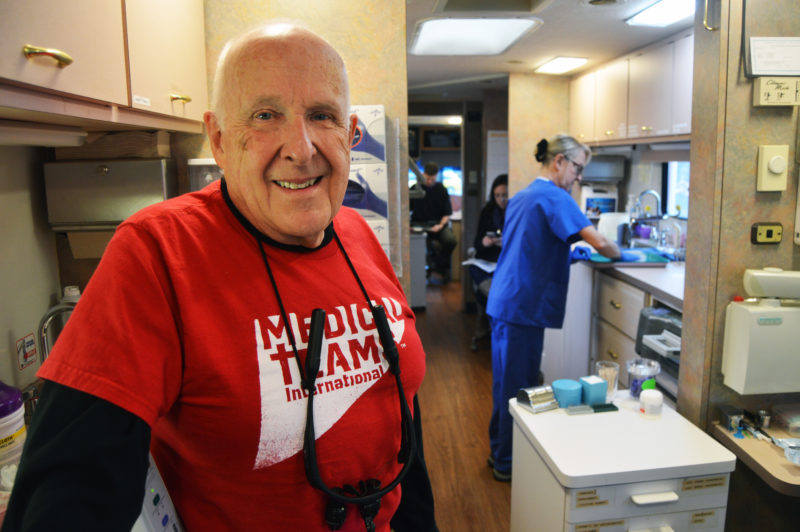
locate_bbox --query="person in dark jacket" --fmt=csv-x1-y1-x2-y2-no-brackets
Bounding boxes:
468,174,508,348
410,162,457,283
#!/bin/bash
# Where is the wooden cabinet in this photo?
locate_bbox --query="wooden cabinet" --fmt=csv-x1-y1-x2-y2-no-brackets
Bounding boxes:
671,32,694,135
126,0,208,121
628,44,673,139
0,0,207,133
569,30,694,144
0,0,128,105
568,72,595,143
591,271,647,387
593,59,628,142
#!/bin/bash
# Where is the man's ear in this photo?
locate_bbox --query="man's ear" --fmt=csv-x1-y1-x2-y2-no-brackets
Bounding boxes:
347,113,358,148
204,111,226,168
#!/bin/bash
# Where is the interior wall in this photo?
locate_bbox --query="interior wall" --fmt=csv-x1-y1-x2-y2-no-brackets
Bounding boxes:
507,73,570,196
172,0,411,290
0,146,60,389
682,0,800,428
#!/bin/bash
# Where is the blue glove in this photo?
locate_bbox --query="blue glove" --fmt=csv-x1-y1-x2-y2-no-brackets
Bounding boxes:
569,246,592,263
618,250,641,262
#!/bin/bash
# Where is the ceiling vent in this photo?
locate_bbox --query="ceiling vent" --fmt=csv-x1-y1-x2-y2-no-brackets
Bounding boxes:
586,0,626,5
440,0,554,13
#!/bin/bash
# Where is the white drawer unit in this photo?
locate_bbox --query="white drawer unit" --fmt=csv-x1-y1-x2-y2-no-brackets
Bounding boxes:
509,393,735,532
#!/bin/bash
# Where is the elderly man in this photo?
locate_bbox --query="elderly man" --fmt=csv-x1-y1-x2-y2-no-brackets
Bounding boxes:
4,23,432,532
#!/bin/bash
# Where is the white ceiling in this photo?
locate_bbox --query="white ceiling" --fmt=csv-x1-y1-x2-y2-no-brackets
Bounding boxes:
406,0,694,101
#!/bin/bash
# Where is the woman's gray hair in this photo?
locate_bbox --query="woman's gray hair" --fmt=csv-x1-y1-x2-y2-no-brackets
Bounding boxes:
534,134,591,166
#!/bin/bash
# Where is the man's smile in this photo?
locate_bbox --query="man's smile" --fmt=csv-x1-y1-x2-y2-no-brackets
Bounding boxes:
274,176,322,190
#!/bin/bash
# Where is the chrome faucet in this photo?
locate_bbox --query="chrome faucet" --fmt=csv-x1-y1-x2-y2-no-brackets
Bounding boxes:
634,189,662,219
37,301,77,364
22,301,78,419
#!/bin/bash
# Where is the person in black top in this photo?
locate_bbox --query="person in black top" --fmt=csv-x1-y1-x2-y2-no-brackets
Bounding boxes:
469,174,508,349
409,162,457,283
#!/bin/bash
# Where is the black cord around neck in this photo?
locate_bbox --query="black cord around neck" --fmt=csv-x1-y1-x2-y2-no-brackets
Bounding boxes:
252,224,416,529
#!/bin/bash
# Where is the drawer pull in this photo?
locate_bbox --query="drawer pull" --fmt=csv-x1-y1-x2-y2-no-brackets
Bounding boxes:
607,350,619,360
630,491,679,506
170,93,193,104
608,299,622,309
22,44,74,67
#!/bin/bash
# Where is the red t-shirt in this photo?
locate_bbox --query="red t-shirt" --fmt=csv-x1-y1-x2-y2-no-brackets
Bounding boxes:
39,181,426,531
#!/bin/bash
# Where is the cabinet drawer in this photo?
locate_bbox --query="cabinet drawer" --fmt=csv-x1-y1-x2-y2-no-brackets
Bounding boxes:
595,319,638,387
596,274,646,338
565,473,729,525
569,506,726,532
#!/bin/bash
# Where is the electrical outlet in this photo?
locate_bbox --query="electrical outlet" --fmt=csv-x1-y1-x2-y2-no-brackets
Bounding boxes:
753,77,800,106
751,222,783,244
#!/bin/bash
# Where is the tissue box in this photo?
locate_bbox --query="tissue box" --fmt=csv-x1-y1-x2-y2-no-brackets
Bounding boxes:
580,375,607,406
350,105,386,164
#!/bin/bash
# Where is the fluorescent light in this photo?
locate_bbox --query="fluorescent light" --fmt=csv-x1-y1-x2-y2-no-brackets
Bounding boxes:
535,57,588,75
446,116,463,125
625,0,695,27
410,17,541,56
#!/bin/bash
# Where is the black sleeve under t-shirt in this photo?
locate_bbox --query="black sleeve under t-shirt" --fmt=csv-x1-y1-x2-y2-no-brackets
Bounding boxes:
1,381,150,532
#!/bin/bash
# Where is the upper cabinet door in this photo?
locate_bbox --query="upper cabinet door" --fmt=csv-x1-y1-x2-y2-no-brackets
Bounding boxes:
594,59,629,142
569,72,596,144
628,44,674,138
671,33,694,135
0,0,128,105
126,0,208,121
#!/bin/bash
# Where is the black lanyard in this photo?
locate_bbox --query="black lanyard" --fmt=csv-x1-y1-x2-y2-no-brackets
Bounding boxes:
255,228,416,532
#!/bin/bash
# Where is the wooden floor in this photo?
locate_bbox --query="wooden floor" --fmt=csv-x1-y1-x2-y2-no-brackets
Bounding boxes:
415,281,511,532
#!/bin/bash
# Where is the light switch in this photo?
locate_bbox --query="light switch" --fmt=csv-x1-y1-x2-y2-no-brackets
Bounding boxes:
756,145,789,191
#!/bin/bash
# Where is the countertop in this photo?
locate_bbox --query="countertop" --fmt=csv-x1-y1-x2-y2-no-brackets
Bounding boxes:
509,391,735,488
711,422,800,497
600,261,685,312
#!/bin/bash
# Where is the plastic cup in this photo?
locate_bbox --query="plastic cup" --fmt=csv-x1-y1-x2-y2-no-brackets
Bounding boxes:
595,361,619,403
627,358,661,398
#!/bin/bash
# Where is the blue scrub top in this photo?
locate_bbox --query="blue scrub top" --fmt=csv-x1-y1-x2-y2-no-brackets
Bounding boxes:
486,178,591,328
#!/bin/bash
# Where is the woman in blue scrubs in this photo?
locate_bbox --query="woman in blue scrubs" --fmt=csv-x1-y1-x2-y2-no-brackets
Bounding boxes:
485,134,627,481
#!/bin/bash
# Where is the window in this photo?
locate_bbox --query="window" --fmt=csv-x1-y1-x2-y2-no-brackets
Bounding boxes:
663,161,690,219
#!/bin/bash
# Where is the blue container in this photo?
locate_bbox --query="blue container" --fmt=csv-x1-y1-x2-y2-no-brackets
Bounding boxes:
552,379,582,408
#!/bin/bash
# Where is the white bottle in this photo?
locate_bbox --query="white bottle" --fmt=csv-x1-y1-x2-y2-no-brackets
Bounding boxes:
60,285,81,326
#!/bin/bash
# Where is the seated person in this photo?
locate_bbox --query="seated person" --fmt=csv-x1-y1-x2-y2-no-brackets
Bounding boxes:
410,162,457,283
469,174,508,347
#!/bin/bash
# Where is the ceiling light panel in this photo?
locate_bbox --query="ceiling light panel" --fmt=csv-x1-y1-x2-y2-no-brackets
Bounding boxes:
625,0,695,27
410,17,542,56
535,57,588,74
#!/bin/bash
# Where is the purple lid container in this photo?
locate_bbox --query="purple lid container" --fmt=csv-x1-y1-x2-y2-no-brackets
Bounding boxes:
0,381,23,417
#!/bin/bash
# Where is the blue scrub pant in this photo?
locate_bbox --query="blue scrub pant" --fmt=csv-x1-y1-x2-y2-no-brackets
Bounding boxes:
488,318,544,475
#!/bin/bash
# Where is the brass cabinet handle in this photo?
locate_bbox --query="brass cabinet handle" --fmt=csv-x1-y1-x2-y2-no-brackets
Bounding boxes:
170,93,193,104
640,126,652,132
704,0,719,31
22,44,73,67
609,300,622,309
607,350,619,360
605,130,614,136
